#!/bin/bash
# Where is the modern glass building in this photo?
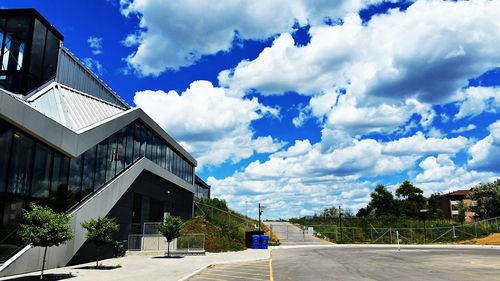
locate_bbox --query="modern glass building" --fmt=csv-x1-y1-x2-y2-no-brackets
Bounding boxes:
0,9,200,276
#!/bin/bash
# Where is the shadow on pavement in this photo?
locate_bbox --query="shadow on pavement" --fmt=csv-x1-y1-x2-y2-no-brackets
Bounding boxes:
74,265,122,270
5,273,75,280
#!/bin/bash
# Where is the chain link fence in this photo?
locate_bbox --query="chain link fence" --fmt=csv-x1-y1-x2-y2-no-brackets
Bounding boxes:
285,216,499,244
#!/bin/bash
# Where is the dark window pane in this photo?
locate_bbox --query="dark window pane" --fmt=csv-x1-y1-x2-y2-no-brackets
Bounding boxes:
42,31,59,81
160,143,166,169
31,143,52,199
106,133,118,182
139,125,146,157
125,124,134,167
133,123,141,160
0,120,12,192
7,131,34,195
166,147,172,172
29,19,46,80
1,16,29,71
151,135,157,164
94,139,108,188
116,128,125,174
146,131,153,160
81,146,96,199
68,154,83,206
50,153,69,212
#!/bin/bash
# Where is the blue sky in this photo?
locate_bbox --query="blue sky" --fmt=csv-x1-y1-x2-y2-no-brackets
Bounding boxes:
3,0,499,219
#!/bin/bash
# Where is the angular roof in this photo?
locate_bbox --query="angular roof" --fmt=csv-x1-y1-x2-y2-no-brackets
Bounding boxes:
440,189,473,197
26,82,124,131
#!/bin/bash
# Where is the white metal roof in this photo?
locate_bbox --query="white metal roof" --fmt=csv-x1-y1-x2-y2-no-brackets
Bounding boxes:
27,83,124,131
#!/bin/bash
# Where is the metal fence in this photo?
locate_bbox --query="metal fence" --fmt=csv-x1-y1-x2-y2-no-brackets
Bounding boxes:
128,233,205,253
274,217,499,244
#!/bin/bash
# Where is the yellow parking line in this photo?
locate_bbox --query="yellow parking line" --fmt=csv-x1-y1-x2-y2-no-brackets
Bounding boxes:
269,258,274,281
203,272,267,280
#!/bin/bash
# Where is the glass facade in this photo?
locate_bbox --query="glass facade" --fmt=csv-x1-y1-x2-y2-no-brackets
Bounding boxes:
0,118,195,261
0,11,62,95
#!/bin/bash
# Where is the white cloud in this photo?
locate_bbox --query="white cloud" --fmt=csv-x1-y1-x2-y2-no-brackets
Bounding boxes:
133,80,284,168
81,57,104,76
382,131,468,156
451,124,477,134
454,87,500,120
119,0,379,75
468,121,500,173
220,1,500,104
87,36,103,55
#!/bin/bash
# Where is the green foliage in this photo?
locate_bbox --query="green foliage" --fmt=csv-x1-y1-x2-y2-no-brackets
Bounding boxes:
469,179,500,219
321,206,339,218
395,180,426,218
456,201,468,224
18,204,73,248
157,215,183,242
198,197,229,211
427,192,444,220
81,216,119,247
368,184,396,217
81,216,119,267
18,204,73,278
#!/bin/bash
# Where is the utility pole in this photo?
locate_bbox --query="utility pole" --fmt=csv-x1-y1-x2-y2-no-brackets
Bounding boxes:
245,200,248,230
258,203,265,231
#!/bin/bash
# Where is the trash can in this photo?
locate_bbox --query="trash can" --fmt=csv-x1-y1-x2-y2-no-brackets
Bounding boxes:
245,231,264,248
260,235,269,249
252,234,260,249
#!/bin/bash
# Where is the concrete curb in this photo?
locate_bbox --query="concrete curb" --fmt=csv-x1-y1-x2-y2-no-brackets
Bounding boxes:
177,250,271,281
270,244,500,250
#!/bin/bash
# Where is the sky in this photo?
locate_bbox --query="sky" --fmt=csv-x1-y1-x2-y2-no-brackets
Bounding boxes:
3,0,499,219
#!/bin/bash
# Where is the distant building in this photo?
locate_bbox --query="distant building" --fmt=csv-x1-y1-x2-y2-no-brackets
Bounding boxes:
195,175,210,199
437,189,476,222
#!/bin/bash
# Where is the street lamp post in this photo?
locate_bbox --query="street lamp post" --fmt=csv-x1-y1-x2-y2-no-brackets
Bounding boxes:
258,203,265,231
420,209,429,244
339,205,343,243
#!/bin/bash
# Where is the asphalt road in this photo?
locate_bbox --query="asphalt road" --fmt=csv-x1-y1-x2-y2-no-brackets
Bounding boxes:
272,246,500,281
189,259,270,281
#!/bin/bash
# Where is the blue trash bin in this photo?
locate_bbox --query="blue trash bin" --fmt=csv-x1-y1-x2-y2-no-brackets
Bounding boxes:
252,234,260,249
260,235,269,249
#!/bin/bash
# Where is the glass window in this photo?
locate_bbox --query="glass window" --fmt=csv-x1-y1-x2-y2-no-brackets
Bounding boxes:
50,153,69,212
81,146,96,199
160,143,166,169
116,128,126,174
42,31,59,81
7,131,34,195
146,131,153,160
133,122,141,160
68,154,83,206
0,120,12,192
139,125,146,157
31,143,53,199
0,16,6,67
125,123,134,167
94,139,108,189
166,147,172,172
1,16,29,71
29,19,46,80
106,133,118,182
150,134,157,164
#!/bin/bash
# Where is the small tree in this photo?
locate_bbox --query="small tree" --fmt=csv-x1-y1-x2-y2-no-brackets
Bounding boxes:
156,215,183,257
18,204,74,279
456,201,468,225
81,216,119,268
469,180,500,219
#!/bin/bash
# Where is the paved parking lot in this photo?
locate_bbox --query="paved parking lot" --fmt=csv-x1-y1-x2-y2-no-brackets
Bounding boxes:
272,246,500,281
189,260,271,281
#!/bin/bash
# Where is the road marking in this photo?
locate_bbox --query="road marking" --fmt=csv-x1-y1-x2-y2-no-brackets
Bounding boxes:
269,258,274,281
203,272,268,280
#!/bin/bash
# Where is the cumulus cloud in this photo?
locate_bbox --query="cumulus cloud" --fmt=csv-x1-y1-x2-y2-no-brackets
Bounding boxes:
451,124,477,134
208,128,478,217
133,80,284,168
81,57,104,76
454,87,500,120
220,1,500,103
119,0,379,75
87,36,103,55
468,121,500,173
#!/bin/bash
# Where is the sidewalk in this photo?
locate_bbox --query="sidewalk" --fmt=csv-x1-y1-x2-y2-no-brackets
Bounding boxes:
1,250,270,281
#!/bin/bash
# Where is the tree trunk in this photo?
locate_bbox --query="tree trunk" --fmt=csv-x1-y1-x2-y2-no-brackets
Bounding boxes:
167,241,170,257
40,247,47,280
96,246,100,268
